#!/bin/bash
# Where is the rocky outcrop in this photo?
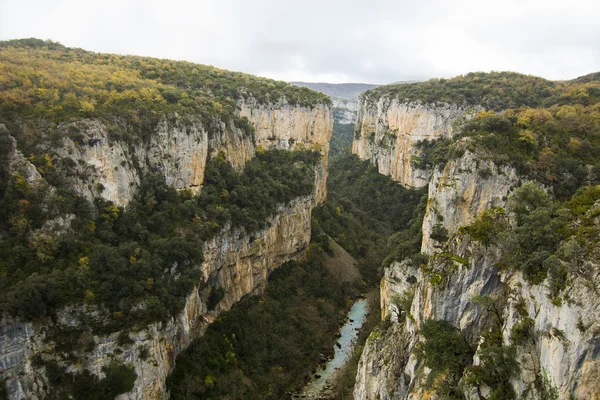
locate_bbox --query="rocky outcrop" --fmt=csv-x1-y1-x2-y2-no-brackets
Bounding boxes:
352,98,478,188
354,150,600,399
421,146,520,255
53,119,142,206
49,98,331,207
332,98,358,124
239,98,332,203
0,98,332,399
1,196,316,400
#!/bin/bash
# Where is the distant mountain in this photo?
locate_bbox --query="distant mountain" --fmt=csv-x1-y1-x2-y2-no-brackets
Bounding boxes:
291,82,378,101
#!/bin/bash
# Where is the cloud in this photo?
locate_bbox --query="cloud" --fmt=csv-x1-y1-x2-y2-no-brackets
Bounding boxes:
1,0,599,83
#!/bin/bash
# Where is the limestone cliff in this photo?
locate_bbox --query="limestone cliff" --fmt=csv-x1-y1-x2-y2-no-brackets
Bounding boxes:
354,150,600,400
420,144,520,255
332,98,358,124
0,196,315,400
0,98,332,399
239,97,332,203
290,81,378,125
49,98,331,207
352,97,478,188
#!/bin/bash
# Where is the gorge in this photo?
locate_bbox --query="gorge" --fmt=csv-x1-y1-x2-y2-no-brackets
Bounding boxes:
1,39,600,400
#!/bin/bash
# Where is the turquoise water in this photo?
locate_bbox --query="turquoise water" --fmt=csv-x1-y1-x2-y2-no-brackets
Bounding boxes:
300,298,369,398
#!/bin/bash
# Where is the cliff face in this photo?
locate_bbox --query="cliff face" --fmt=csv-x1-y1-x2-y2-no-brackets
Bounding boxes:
0,196,314,400
0,99,332,399
354,149,600,400
352,97,477,188
332,98,358,124
420,145,520,255
49,98,331,207
289,82,378,125
239,98,332,203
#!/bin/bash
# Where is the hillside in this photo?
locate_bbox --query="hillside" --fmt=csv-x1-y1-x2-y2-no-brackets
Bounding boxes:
361,71,600,110
0,39,333,399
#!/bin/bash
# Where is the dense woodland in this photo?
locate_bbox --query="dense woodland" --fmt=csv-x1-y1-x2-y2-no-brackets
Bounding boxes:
0,38,329,330
0,38,329,150
167,248,361,399
0,148,319,328
2,38,600,399
363,71,600,110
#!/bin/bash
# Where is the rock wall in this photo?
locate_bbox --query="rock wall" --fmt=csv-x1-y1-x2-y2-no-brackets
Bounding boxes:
0,98,332,399
239,98,332,203
332,97,358,124
420,144,520,255
50,98,331,207
354,150,600,399
352,97,477,188
1,196,316,400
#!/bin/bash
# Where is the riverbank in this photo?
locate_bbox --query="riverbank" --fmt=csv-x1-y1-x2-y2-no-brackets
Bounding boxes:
297,289,380,400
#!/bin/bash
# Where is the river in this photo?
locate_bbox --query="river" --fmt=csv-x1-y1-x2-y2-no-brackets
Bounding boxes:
298,298,369,399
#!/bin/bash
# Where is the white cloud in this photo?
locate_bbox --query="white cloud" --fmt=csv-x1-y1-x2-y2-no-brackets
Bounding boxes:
1,0,598,83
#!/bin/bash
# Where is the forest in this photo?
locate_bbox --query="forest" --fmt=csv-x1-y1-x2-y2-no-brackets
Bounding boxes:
364,71,600,111
0,38,330,149
0,148,319,330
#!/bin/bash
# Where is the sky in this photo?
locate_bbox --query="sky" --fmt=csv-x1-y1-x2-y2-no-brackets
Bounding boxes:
1,0,599,84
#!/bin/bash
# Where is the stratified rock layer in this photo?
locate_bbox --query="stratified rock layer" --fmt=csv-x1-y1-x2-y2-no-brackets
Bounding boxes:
352,97,477,188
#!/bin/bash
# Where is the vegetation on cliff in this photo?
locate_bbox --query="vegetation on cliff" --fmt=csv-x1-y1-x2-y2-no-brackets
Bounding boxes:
165,124,429,399
413,83,600,199
0,148,318,330
461,183,600,293
41,359,137,400
356,71,600,400
0,38,330,143
314,152,426,285
167,236,362,399
362,71,600,111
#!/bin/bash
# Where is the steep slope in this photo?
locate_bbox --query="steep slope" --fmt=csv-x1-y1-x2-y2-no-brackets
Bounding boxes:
352,72,600,400
352,72,562,189
0,40,332,399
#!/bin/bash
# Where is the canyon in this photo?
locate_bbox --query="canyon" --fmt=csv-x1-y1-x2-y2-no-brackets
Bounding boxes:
0,91,332,399
1,41,599,400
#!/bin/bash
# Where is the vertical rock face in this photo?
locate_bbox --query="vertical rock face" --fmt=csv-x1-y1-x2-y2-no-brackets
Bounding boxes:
332,98,359,124
145,117,211,194
0,197,316,400
53,120,142,206
239,98,332,203
352,97,477,188
354,150,600,400
420,146,520,255
0,99,332,399
49,98,332,207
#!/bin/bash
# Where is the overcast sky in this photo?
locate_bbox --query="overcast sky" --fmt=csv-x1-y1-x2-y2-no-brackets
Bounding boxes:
1,0,599,84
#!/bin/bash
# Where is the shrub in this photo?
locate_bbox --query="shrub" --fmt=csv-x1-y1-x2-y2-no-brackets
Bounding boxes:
207,287,225,310
430,223,449,243
417,319,474,385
